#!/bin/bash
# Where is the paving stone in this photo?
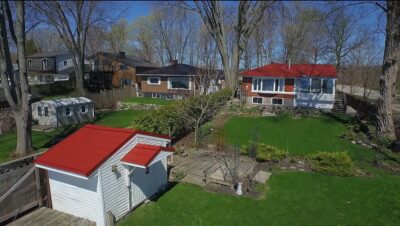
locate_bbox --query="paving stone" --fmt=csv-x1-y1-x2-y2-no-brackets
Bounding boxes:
253,171,272,184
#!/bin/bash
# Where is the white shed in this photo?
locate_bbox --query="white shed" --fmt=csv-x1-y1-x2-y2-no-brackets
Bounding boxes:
34,124,173,226
32,97,95,127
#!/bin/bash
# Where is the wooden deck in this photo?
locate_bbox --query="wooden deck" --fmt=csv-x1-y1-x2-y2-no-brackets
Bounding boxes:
7,207,96,226
171,151,255,186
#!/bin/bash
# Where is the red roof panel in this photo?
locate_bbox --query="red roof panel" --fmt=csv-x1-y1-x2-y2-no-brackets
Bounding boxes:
121,144,175,167
34,124,171,177
240,63,337,78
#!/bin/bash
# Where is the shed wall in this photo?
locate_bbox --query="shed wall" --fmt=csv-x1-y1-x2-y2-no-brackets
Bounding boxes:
48,170,104,225
99,134,168,221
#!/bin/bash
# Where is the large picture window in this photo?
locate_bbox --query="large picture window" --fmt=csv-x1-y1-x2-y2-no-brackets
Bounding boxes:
169,77,190,89
253,78,284,92
322,79,334,94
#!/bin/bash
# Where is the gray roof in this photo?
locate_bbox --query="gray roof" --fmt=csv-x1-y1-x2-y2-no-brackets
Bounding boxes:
138,64,201,76
27,51,69,58
95,52,159,68
36,97,92,106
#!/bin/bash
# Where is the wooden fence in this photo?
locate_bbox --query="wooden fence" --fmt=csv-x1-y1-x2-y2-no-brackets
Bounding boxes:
86,85,136,109
0,108,15,134
0,152,49,224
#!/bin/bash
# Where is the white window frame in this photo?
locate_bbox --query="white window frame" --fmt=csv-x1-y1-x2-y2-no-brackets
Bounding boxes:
252,96,263,105
296,77,335,95
251,77,288,94
80,105,88,113
63,60,68,66
64,107,73,116
147,76,161,85
271,98,284,105
168,77,192,90
152,93,161,98
27,59,32,66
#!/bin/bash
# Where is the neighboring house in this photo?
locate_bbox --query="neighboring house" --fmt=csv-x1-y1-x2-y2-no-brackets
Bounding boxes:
26,51,77,85
87,52,158,90
240,63,337,109
137,61,215,99
31,97,94,127
34,124,173,226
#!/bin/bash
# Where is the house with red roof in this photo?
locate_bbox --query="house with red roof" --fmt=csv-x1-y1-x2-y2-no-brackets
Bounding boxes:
240,63,337,109
34,124,173,226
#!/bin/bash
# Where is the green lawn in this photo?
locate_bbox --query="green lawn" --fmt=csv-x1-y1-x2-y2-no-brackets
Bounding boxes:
119,173,400,226
223,114,373,162
123,97,174,105
118,113,400,226
0,127,78,163
94,109,146,128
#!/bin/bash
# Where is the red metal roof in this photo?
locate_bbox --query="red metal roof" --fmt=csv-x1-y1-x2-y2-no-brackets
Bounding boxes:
34,124,171,177
121,144,175,167
240,63,337,78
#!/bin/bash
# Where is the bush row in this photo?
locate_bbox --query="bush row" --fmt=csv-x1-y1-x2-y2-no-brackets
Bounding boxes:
133,89,232,138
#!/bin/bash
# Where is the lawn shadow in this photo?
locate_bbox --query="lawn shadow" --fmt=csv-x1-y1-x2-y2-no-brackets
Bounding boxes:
150,181,179,202
323,112,353,125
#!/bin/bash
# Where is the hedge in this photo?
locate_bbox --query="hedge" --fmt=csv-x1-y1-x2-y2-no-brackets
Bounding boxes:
133,89,232,138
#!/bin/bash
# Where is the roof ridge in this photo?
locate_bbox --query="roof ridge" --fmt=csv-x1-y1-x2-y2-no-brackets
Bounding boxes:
85,124,136,134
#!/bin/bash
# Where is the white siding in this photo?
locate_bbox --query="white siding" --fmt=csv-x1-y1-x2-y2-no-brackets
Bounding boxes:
295,93,335,109
48,170,104,225
99,134,169,221
130,158,168,207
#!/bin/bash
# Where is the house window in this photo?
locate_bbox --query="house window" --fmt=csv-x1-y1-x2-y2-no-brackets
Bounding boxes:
322,79,334,94
38,106,42,116
27,60,32,66
253,78,284,92
42,59,48,70
299,78,311,93
311,78,322,93
152,93,161,98
272,98,284,105
81,105,88,113
44,107,49,116
169,77,190,89
64,107,72,116
261,79,274,91
252,97,263,104
63,60,68,66
148,77,160,85
119,64,128,70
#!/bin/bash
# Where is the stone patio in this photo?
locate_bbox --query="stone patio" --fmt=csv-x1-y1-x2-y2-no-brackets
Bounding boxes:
171,151,256,187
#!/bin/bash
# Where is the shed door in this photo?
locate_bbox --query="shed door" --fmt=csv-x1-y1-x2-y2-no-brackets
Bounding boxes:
130,160,167,208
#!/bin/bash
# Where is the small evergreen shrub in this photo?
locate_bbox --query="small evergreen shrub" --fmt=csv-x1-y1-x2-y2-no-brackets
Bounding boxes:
307,151,354,176
256,143,286,162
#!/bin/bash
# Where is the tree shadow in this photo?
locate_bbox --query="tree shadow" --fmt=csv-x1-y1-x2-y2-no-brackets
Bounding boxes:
36,124,84,149
323,112,353,125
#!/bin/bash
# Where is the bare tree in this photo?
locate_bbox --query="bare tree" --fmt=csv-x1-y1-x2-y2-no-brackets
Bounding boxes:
32,1,113,96
0,1,32,156
376,1,400,140
191,1,274,91
194,67,220,95
106,19,132,53
131,16,156,62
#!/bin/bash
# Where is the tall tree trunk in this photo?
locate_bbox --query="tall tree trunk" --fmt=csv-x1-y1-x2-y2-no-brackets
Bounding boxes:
377,1,400,140
0,1,33,156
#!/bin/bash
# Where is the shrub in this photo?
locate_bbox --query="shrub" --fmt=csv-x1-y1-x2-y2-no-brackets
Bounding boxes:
256,143,286,162
133,89,232,138
307,151,354,176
